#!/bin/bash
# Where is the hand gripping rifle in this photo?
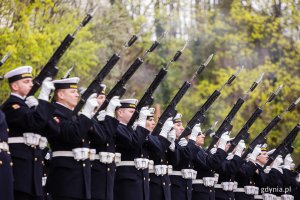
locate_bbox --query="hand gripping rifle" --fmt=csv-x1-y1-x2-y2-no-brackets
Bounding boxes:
178,66,244,140
207,72,265,152
93,32,166,117
263,123,300,169
242,96,300,159
27,6,98,97
0,52,10,81
151,54,214,136
72,32,140,115
126,41,188,127
227,85,283,153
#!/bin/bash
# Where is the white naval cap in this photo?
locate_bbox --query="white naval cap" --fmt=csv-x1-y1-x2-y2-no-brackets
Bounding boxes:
173,113,182,123
4,66,33,83
119,99,138,109
53,77,80,90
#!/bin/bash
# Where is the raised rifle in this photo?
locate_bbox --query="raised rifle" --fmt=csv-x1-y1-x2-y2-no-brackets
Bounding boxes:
207,72,265,152
263,123,300,169
151,54,214,136
126,41,188,127
227,85,283,153
178,66,243,140
242,97,300,159
72,32,140,115
93,32,166,117
27,6,98,96
0,52,10,67
0,52,10,80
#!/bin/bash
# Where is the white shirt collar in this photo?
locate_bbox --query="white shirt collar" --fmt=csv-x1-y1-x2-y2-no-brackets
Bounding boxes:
11,92,25,100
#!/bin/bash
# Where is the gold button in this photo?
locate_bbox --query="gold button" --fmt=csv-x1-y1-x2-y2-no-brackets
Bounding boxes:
169,183,171,186
0,160,2,165
187,187,189,190
210,189,212,192
107,143,109,147
141,154,143,157
42,161,45,165
82,139,85,142
91,164,93,167
83,163,86,167
44,173,47,176
89,141,91,144
163,182,165,185
148,178,150,181
161,159,163,162
7,128,9,132
10,162,13,166
166,161,168,164
107,168,110,172
34,157,38,161
188,164,190,167
144,177,146,181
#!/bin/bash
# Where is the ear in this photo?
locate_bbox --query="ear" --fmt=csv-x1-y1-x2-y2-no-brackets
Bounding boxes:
57,90,64,100
11,82,19,91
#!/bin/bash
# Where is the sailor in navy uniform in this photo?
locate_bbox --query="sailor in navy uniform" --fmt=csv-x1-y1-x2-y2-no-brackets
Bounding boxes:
190,126,229,200
234,144,262,200
89,85,120,200
281,154,297,200
2,66,55,200
45,77,99,200
113,99,152,200
0,109,14,200
169,114,197,200
148,117,175,200
214,139,246,200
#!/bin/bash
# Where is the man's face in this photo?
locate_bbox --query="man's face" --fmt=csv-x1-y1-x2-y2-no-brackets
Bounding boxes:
97,94,106,107
116,108,135,124
256,150,269,165
146,116,156,132
57,89,79,109
174,122,184,139
196,133,205,146
11,78,33,97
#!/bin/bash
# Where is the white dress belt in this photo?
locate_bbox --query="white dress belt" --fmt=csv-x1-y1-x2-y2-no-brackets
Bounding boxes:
171,170,182,176
192,179,204,184
116,161,135,167
254,195,263,199
52,151,74,157
8,137,25,143
234,188,245,192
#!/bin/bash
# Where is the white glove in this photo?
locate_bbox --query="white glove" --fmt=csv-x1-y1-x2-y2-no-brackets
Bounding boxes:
283,154,294,170
190,123,201,141
106,96,121,117
234,140,246,157
249,144,261,162
167,129,176,143
96,110,106,121
210,146,217,154
217,131,230,151
38,77,54,101
159,118,174,139
178,138,188,147
264,166,271,174
25,96,39,108
169,141,175,151
81,93,99,119
271,155,283,173
226,152,234,160
137,107,152,128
